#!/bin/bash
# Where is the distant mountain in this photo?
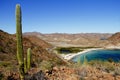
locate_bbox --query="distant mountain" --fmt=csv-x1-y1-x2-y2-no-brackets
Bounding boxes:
24,32,45,39
24,32,112,47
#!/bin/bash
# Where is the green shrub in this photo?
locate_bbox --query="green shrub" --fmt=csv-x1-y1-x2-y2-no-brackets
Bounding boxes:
55,47,83,54
108,58,113,63
39,60,53,71
0,46,4,53
88,60,115,73
0,72,4,80
0,61,11,67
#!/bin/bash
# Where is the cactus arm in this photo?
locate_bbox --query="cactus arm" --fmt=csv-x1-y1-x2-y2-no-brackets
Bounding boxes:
24,58,27,73
27,48,31,70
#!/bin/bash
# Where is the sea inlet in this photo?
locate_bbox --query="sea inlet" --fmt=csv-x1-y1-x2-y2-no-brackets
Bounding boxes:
72,49,120,63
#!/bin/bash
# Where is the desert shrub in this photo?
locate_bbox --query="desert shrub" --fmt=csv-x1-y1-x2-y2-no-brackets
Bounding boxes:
39,60,53,71
88,60,116,73
55,46,99,54
51,58,65,66
100,61,115,73
0,72,4,80
0,46,4,53
56,47,83,54
108,58,113,63
0,61,11,68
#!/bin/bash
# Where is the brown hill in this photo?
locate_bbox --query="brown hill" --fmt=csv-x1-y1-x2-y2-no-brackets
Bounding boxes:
24,35,52,49
105,32,120,47
108,32,120,43
0,30,66,79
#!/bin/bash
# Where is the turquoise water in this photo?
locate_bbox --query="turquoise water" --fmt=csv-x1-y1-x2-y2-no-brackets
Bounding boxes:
72,49,120,63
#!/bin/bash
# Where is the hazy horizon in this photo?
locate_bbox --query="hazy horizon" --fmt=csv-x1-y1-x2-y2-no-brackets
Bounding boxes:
0,0,120,34
0,29,114,34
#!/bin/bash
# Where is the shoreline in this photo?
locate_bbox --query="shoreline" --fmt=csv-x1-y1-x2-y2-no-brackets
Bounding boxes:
61,48,103,60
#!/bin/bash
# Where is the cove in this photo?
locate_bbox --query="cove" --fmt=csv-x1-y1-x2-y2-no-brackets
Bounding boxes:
72,49,120,63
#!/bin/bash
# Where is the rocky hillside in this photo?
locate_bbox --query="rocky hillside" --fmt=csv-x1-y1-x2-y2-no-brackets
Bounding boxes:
24,32,112,47
1,30,120,80
0,29,66,63
108,32,120,45
24,35,52,49
0,30,66,79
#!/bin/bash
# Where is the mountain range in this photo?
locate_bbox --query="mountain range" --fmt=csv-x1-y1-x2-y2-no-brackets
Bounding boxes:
24,32,120,48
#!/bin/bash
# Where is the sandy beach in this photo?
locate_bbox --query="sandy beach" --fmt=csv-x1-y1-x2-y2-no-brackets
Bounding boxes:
61,48,102,60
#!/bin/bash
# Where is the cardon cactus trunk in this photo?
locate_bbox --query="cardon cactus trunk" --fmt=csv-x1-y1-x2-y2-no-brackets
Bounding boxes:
16,4,25,80
27,48,31,70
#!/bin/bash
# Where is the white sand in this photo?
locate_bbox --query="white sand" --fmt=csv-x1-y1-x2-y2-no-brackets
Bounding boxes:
61,48,102,60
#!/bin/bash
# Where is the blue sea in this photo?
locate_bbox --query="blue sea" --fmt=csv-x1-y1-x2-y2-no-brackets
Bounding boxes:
72,49,120,63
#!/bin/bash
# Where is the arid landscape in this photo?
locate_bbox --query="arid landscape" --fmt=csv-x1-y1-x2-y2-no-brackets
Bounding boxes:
1,0,120,80
1,29,120,80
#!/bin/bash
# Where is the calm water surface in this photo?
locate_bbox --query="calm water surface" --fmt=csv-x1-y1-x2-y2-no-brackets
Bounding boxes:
72,49,120,63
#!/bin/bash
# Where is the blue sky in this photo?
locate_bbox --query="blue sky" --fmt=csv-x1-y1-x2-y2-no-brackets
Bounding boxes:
0,0,120,34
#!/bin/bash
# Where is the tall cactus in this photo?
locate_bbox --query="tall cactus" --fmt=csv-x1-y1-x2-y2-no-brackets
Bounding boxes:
16,4,25,80
16,4,32,80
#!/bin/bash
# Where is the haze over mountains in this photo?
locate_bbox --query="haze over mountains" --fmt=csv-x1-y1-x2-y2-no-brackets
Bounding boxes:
24,32,116,47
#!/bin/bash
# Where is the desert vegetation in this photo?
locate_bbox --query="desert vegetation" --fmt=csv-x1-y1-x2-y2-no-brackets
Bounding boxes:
55,46,99,54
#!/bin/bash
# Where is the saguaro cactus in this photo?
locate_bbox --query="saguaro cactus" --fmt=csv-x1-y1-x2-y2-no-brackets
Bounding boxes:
16,4,25,80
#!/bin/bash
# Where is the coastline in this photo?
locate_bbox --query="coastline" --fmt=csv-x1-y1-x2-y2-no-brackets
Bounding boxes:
61,48,103,60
